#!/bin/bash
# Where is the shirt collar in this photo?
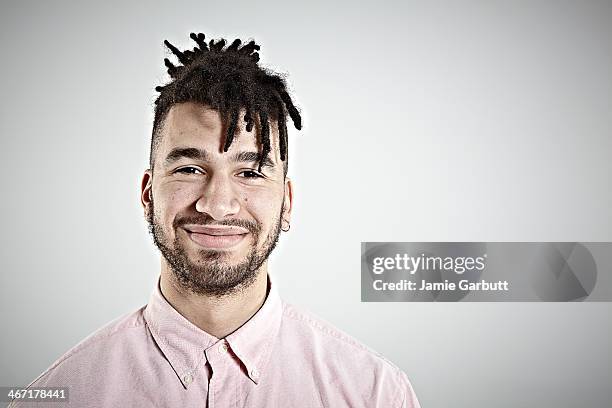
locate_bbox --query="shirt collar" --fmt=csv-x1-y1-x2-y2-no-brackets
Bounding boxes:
143,274,283,388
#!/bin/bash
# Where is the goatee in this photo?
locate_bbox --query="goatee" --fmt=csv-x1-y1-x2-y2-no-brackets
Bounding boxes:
146,195,283,297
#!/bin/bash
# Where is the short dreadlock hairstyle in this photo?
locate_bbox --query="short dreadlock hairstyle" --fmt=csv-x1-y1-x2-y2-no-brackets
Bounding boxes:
151,32,302,177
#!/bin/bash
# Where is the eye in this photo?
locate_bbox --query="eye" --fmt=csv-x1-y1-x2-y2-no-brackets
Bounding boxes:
175,166,204,175
238,169,264,179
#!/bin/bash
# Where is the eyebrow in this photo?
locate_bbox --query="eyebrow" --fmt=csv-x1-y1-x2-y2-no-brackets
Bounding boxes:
232,150,275,169
164,147,276,169
164,147,208,166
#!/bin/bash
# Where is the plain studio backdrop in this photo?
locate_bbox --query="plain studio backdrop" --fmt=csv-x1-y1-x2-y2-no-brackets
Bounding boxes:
1,1,611,407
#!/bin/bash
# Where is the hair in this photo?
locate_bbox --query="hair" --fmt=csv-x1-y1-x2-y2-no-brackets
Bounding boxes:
151,32,302,177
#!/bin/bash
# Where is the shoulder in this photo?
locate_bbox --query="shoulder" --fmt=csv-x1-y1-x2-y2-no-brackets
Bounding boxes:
26,306,148,388
280,300,392,365
279,301,421,408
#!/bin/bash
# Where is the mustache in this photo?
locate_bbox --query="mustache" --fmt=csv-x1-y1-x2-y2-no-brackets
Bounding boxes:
174,215,261,234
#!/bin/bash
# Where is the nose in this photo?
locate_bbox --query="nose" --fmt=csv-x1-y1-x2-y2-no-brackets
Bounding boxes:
195,172,240,220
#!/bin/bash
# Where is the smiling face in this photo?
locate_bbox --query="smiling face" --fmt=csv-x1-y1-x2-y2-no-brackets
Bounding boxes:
140,102,292,297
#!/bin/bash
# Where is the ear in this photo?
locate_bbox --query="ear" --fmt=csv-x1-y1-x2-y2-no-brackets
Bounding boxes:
282,177,293,230
140,169,153,218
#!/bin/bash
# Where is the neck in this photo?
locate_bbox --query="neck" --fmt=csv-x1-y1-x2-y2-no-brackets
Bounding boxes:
159,261,269,339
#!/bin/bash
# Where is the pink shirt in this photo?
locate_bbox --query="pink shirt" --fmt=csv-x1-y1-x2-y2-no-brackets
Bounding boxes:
11,275,421,407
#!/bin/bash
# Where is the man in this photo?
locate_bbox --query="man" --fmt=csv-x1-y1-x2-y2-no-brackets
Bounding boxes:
12,33,421,407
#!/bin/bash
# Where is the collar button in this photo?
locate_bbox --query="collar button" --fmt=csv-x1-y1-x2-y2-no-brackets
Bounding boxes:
183,374,193,385
250,368,259,379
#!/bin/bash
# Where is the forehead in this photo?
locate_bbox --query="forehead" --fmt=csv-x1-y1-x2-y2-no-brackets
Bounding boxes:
159,102,280,159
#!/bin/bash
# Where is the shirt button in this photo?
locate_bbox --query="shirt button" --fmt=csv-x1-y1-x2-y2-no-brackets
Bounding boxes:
250,368,259,378
183,374,193,385
219,343,229,354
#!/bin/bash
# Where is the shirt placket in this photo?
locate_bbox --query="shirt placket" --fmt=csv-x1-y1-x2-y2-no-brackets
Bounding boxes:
204,340,236,408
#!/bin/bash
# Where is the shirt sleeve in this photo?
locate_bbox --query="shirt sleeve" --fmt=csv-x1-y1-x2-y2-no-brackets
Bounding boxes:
397,369,422,408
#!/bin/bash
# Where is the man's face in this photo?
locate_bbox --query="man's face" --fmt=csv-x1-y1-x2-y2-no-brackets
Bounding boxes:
141,102,292,297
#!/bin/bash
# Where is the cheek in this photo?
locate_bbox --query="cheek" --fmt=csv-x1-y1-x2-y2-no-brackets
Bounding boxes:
243,193,283,225
156,186,196,220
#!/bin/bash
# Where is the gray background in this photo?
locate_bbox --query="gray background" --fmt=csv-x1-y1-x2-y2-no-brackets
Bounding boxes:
1,0,610,407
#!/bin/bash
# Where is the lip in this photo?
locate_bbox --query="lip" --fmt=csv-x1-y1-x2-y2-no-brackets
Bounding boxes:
183,225,249,249
183,224,250,235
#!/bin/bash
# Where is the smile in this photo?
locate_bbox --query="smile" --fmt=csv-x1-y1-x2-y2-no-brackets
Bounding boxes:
183,225,250,250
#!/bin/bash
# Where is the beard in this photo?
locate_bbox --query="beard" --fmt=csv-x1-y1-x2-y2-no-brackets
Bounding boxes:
146,195,283,297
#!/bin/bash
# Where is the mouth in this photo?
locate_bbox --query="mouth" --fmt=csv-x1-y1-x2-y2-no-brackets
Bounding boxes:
182,224,250,250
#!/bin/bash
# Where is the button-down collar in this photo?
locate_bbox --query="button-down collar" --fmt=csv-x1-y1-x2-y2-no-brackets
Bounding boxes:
143,274,282,388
